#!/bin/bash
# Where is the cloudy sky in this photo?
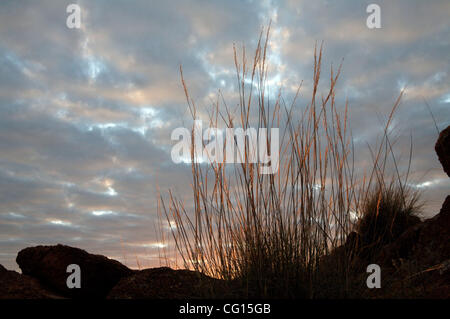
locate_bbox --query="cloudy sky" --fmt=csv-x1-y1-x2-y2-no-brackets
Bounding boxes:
0,0,449,271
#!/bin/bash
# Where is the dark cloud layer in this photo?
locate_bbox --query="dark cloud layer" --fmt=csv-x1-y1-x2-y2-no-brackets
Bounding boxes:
0,0,449,270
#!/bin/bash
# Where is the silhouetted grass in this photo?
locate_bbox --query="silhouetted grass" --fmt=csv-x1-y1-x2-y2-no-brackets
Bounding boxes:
159,25,419,298
357,181,422,256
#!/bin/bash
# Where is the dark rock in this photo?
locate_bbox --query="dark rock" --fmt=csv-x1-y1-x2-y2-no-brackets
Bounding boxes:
16,244,133,298
379,196,449,266
0,265,63,299
414,196,450,262
377,221,423,266
435,125,450,178
107,267,228,299
439,195,450,220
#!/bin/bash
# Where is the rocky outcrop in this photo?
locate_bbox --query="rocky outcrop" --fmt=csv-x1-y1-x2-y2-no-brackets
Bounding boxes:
379,195,449,266
342,126,450,298
107,267,229,299
8,245,229,299
435,125,450,178
16,244,133,298
0,264,63,299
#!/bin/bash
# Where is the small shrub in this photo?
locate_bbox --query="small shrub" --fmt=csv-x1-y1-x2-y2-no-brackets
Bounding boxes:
357,182,422,255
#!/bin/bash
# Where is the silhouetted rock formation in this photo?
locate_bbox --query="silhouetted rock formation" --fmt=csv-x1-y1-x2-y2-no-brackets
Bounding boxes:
107,267,228,299
0,264,63,299
318,127,450,298
379,195,449,265
16,244,133,298
435,125,450,178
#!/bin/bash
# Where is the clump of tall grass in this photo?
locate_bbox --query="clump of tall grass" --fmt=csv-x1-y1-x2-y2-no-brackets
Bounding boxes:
356,181,422,259
159,25,416,298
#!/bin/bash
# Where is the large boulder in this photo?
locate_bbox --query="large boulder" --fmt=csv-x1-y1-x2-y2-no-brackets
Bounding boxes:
16,244,133,298
435,125,450,178
0,264,63,299
107,267,229,299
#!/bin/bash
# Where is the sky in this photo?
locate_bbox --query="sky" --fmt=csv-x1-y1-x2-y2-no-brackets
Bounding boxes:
0,0,449,271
